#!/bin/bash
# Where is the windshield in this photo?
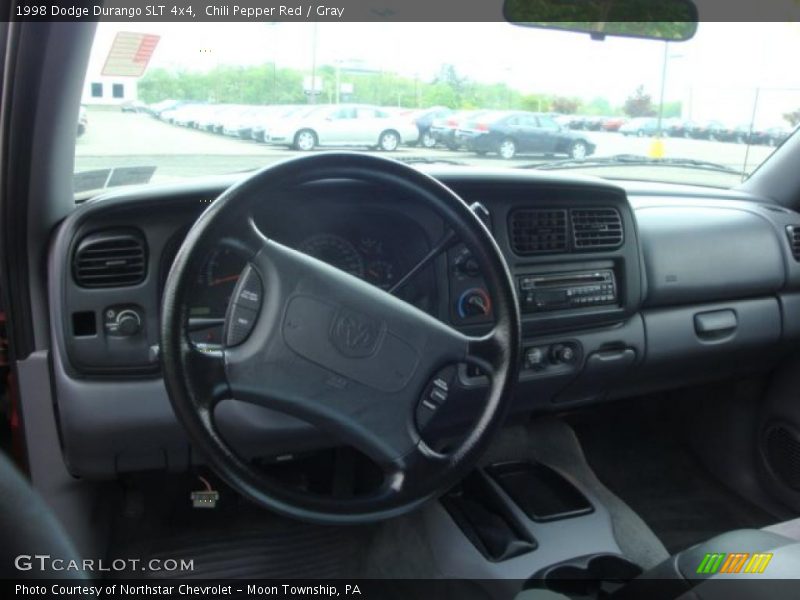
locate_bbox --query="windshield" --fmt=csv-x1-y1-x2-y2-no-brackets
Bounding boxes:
74,21,800,195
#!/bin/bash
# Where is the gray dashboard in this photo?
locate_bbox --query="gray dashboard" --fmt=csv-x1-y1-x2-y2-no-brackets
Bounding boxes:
46,167,800,478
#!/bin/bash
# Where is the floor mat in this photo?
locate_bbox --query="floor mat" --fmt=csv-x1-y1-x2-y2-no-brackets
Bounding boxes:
109,475,372,579
568,396,777,554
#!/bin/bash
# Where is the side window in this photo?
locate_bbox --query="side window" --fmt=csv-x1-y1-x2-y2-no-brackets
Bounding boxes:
506,116,519,127
537,116,559,130
519,115,539,127
330,108,355,120
356,108,377,119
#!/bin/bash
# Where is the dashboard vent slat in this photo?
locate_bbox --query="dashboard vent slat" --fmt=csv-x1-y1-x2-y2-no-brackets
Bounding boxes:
787,226,800,261
571,208,623,250
509,209,568,255
73,229,147,288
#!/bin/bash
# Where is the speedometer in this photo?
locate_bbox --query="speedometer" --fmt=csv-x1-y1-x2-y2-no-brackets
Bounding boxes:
299,234,364,278
185,247,245,318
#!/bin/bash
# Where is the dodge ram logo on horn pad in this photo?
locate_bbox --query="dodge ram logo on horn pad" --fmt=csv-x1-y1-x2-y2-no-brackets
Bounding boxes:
330,308,383,358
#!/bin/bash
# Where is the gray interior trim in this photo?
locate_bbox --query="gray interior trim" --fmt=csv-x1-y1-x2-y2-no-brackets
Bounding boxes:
15,351,105,557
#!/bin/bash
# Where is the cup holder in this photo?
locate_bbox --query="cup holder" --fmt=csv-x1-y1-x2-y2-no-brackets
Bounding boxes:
526,553,643,599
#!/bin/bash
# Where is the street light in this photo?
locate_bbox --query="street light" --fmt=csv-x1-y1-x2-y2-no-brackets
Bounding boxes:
651,42,685,157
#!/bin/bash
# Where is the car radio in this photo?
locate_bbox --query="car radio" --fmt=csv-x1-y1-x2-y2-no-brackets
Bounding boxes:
518,269,617,312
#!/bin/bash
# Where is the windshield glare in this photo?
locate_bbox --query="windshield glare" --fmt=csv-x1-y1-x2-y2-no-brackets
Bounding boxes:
75,22,800,195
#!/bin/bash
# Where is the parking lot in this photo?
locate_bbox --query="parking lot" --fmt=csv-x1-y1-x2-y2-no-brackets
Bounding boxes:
75,108,776,187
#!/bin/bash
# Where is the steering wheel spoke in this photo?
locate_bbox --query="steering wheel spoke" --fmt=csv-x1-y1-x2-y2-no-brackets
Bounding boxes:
185,345,230,410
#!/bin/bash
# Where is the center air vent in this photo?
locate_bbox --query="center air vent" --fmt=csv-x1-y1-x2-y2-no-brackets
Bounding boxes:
509,209,568,255
73,229,147,288
571,208,623,250
786,226,800,261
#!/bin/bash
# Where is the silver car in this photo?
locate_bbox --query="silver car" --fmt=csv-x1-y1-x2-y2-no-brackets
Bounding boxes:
267,104,418,151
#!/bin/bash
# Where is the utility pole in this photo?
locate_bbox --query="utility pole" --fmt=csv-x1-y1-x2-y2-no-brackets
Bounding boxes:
335,61,341,104
309,22,318,104
657,41,669,136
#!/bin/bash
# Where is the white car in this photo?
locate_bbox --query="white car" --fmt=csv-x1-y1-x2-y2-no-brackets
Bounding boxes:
267,104,418,151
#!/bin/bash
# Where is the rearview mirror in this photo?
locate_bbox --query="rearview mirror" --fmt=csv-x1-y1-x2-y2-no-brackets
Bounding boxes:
504,0,698,42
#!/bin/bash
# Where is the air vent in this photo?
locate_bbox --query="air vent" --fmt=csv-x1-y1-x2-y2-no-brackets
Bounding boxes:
571,208,623,250
73,229,147,288
786,226,800,261
509,209,568,255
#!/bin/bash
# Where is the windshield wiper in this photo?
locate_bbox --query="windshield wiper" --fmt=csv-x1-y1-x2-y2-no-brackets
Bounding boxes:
518,154,744,176
395,157,469,167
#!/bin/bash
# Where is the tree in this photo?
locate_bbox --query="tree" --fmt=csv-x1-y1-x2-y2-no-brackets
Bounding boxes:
661,101,683,118
784,109,800,127
519,93,551,113
624,85,656,117
551,96,581,114
585,97,612,116
433,64,468,107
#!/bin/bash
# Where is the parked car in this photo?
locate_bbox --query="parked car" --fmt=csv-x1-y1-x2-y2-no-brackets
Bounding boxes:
761,125,793,147
190,105,227,132
715,123,752,144
456,110,596,160
602,116,627,132
251,105,308,142
220,106,273,138
77,105,87,137
568,116,590,130
619,117,660,137
582,116,607,131
148,99,182,118
689,119,726,140
120,100,147,113
411,106,454,148
266,104,418,151
170,103,209,128
664,118,695,138
429,110,491,150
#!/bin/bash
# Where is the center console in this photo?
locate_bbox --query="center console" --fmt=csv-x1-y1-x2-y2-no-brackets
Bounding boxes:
421,457,642,599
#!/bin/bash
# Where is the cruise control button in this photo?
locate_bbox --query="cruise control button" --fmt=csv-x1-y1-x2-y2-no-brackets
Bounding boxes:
226,304,258,347
233,265,263,311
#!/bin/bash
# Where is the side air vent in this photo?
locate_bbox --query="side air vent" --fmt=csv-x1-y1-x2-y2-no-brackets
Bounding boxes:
509,209,568,255
73,229,147,288
571,208,624,250
786,226,800,261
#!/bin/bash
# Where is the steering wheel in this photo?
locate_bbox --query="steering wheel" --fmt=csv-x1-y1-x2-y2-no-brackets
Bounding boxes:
161,153,521,524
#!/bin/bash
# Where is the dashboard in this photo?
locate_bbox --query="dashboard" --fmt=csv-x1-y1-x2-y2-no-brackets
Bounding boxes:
47,167,800,478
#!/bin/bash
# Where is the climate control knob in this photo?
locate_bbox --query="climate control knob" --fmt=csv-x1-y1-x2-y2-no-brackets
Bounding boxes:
457,288,492,318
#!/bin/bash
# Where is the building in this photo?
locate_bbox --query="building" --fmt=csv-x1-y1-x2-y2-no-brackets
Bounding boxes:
81,30,159,106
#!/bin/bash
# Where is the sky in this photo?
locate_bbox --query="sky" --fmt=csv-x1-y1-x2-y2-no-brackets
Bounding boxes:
87,21,800,125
